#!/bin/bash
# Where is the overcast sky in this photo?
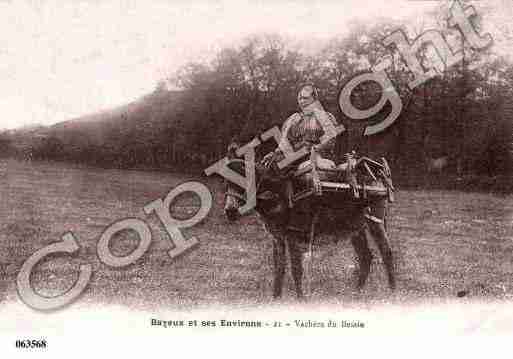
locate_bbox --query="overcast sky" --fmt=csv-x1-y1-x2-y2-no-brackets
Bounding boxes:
0,0,510,130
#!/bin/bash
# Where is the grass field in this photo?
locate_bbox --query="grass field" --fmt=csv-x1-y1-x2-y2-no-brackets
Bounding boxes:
0,158,512,311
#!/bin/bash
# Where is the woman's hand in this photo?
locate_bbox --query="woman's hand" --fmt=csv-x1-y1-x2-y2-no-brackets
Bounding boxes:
261,149,284,170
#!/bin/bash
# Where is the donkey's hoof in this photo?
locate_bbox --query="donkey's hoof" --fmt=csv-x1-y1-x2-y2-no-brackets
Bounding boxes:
389,279,397,291
296,294,307,303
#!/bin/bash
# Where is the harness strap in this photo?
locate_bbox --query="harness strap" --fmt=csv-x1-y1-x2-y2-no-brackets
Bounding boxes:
224,191,246,202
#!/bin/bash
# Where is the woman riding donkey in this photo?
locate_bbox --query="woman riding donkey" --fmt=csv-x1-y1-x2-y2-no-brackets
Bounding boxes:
262,84,341,178
224,84,396,300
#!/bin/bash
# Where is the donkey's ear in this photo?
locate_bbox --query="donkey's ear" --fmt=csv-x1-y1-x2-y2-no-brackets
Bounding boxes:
227,141,240,158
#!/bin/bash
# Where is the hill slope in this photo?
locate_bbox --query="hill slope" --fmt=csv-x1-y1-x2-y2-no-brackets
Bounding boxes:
1,89,201,170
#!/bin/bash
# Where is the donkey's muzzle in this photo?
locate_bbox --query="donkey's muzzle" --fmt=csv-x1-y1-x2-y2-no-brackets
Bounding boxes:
225,207,239,222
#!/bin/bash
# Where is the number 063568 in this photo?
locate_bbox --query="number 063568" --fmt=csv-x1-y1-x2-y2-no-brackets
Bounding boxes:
15,339,47,349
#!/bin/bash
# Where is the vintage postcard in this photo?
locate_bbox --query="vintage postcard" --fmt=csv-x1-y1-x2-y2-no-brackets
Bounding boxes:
0,0,512,356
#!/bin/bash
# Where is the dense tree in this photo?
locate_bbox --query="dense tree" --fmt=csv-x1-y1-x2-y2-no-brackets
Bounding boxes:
10,10,512,190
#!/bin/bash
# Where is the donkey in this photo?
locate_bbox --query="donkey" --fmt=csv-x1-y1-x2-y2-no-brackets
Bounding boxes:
223,155,396,300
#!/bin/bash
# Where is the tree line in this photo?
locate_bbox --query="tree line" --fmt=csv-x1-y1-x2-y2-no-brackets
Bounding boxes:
1,13,512,191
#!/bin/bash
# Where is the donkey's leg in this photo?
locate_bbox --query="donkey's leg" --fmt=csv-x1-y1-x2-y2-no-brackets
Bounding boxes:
369,222,396,290
272,236,287,299
288,236,305,300
350,228,373,290
367,198,396,290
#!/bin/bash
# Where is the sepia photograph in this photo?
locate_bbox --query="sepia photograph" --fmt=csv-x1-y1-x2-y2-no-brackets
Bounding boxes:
0,0,512,356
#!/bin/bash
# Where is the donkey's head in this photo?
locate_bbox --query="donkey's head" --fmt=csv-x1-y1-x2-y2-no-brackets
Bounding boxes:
223,158,248,221
223,148,287,223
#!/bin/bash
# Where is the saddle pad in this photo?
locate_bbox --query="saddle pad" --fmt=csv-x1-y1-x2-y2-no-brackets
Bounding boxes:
297,158,336,171
296,158,340,181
